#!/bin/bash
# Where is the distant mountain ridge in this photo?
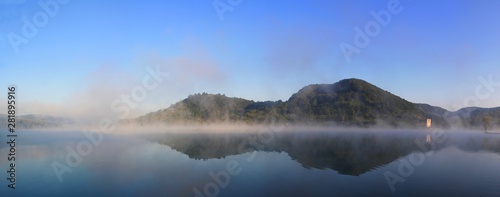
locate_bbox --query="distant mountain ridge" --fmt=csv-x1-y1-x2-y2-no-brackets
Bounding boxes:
0,114,75,129
129,78,500,130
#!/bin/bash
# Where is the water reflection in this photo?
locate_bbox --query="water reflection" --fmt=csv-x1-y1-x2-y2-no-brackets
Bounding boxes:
148,130,500,176
1,130,499,196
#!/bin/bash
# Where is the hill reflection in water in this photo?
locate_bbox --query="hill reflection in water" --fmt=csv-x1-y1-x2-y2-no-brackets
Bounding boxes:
148,130,500,176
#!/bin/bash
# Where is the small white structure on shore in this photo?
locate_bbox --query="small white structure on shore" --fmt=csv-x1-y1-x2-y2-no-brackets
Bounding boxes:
426,119,432,128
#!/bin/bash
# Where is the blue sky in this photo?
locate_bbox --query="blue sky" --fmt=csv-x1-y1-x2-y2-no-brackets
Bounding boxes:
1,0,500,120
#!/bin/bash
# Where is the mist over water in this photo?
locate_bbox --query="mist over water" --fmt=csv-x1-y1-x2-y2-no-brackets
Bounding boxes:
1,129,500,196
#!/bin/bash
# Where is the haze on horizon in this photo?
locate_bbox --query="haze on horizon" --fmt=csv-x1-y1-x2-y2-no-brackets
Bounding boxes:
0,0,499,123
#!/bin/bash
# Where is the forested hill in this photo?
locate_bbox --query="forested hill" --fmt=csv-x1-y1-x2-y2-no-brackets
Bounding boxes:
129,78,500,129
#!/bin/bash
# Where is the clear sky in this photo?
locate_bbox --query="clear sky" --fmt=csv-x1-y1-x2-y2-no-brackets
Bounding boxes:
0,0,499,121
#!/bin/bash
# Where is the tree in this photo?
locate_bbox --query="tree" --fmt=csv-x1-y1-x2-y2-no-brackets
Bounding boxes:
482,116,491,133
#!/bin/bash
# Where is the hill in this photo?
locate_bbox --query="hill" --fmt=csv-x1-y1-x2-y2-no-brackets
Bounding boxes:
134,93,254,124
283,79,428,127
129,78,500,129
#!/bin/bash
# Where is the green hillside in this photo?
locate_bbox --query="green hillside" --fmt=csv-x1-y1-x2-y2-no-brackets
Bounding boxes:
123,79,500,130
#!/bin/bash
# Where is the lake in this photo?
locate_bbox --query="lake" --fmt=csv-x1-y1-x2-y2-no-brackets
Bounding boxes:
1,129,499,196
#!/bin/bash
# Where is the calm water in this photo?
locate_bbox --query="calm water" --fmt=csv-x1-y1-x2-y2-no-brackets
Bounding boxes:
1,129,500,197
